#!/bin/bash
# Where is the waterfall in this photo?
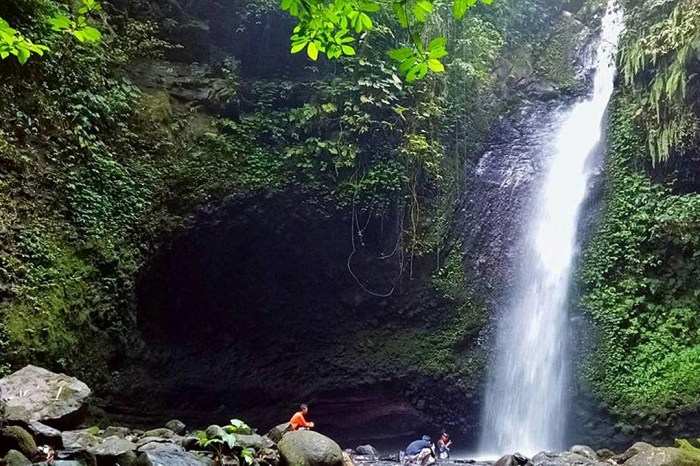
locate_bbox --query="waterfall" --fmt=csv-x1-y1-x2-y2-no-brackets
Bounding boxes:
478,1,624,456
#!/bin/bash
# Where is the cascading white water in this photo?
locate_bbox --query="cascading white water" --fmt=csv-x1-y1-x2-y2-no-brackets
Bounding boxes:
478,1,624,457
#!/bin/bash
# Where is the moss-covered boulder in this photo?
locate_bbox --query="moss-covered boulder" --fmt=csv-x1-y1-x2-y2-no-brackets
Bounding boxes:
4,449,32,466
0,426,37,458
278,431,342,466
625,447,700,466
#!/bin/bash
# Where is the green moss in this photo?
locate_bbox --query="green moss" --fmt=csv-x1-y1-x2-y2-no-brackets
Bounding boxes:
534,18,585,91
0,426,37,458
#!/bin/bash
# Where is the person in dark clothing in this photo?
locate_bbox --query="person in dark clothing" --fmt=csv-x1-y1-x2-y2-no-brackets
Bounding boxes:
436,432,452,459
404,435,435,466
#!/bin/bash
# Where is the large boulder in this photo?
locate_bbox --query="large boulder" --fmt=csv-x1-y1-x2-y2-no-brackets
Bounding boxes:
278,431,343,466
0,365,91,429
624,447,700,466
612,442,654,464
134,449,214,466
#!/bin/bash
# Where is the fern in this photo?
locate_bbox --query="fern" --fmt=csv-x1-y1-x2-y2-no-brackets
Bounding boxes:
619,0,700,164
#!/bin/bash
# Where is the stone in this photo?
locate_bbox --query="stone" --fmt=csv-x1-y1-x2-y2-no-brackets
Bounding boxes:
235,434,275,450
166,420,187,436
4,449,31,466
0,426,37,458
89,435,137,457
495,453,531,466
570,446,598,461
0,365,91,429
103,426,131,439
624,447,700,466
55,446,97,465
138,441,184,453
28,421,63,448
278,430,343,466
143,428,177,439
531,450,599,466
266,423,291,444
180,436,200,451
595,449,614,460
611,442,654,463
355,445,378,456
259,447,281,466
62,429,103,450
205,425,226,440
134,449,214,466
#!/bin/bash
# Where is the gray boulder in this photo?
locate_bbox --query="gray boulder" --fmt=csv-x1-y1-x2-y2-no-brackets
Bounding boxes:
62,428,103,450
0,365,91,428
4,449,32,466
355,445,378,456
260,447,281,466
134,449,214,466
89,435,137,457
612,442,654,463
235,433,275,450
278,430,343,466
532,450,602,466
167,420,187,436
495,453,531,466
138,441,184,453
570,446,597,461
624,447,700,466
103,426,131,439
143,428,178,439
55,446,97,465
136,436,183,451
266,423,291,443
28,420,63,448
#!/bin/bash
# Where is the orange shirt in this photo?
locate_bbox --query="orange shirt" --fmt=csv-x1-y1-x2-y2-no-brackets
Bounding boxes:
290,411,312,430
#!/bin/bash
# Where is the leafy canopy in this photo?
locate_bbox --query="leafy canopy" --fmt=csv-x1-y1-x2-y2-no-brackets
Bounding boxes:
282,0,493,81
0,0,102,64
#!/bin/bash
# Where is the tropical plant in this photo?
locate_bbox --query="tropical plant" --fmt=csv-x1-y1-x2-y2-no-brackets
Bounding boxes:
619,0,700,163
282,0,492,81
0,0,102,64
193,420,255,466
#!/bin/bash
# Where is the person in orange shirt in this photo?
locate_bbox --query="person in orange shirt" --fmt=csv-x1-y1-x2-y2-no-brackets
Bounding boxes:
290,403,315,430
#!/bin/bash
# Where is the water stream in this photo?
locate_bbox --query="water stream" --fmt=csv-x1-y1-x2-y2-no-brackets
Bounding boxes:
478,1,624,456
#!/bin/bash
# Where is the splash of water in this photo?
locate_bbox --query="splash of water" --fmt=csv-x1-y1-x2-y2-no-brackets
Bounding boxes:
478,1,624,457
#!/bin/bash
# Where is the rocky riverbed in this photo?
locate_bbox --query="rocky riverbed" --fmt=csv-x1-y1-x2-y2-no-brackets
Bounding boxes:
1,366,699,466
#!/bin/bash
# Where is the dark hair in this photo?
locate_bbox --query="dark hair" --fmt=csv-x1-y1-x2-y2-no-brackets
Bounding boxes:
422,435,431,442
441,432,449,438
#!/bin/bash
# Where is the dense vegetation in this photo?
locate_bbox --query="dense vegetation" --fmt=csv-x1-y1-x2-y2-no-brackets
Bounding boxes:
580,0,700,425
0,0,569,395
